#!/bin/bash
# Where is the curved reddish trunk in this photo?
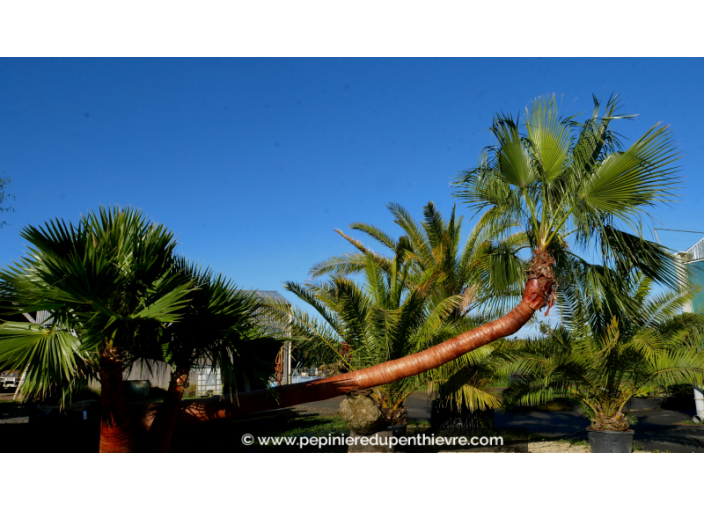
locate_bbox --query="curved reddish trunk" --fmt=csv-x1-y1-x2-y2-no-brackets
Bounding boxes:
141,275,552,429
99,348,135,453
148,367,189,452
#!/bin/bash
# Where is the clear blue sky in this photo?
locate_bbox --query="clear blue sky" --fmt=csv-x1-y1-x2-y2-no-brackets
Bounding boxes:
2,58,704,304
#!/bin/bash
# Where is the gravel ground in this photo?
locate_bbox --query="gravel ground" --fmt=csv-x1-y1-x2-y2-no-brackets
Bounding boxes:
527,441,655,453
528,441,590,453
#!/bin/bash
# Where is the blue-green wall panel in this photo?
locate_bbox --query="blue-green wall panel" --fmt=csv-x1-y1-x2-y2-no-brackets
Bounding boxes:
688,261,704,313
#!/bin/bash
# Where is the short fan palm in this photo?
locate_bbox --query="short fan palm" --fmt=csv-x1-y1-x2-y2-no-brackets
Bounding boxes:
0,207,282,452
0,207,191,452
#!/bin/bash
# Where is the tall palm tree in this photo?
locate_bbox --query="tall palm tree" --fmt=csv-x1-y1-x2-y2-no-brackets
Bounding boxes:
0,207,192,452
453,94,682,302
500,275,704,431
165,94,685,424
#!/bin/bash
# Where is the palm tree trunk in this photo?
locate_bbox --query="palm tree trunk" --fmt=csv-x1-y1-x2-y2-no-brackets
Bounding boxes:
147,367,189,452
99,347,135,453
142,272,553,429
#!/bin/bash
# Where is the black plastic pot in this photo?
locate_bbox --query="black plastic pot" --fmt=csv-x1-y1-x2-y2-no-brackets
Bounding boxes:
587,427,635,453
387,423,407,438
431,399,494,435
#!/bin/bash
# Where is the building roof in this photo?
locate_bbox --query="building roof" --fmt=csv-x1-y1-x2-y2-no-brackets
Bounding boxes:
17,310,55,327
255,290,290,303
682,237,704,263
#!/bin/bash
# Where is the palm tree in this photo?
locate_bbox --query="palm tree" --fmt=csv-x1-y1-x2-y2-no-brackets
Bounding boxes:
146,259,282,452
310,202,521,412
268,251,481,424
168,94,684,424
310,201,526,318
0,209,286,452
500,275,704,431
0,207,192,452
453,94,682,301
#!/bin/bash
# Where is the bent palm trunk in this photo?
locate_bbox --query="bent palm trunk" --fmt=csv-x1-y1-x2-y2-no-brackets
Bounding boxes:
143,273,552,429
148,367,189,452
99,347,135,453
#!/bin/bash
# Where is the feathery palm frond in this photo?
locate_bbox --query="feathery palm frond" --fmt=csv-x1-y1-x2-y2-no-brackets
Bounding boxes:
302,201,526,413
501,271,704,431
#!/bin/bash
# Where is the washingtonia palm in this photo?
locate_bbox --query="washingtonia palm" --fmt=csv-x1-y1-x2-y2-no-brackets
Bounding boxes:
146,259,282,452
174,94,685,423
452,94,682,304
0,208,285,453
0,207,192,452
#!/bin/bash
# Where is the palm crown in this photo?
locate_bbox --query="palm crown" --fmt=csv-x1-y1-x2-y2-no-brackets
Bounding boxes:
0,206,192,402
311,201,526,318
452,94,683,302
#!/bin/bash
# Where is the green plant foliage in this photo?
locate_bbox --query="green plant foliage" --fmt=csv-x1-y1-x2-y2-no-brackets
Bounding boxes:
0,206,192,403
265,252,495,422
0,206,284,406
305,202,525,412
499,273,704,431
310,201,527,318
452,94,684,292
158,258,284,395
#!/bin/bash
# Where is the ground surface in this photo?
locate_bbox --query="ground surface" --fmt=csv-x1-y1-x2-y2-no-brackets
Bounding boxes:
2,391,703,452
291,393,704,453
527,441,590,453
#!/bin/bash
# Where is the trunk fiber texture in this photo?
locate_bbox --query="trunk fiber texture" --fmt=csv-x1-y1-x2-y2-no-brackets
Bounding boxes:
99,348,135,453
